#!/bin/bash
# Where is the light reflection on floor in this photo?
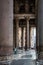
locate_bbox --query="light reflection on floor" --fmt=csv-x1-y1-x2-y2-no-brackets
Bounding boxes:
13,49,37,60
0,49,43,65
11,49,38,65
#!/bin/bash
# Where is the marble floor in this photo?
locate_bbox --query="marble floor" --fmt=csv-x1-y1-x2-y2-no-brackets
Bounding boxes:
13,49,37,60
11,59,37,65
0,49,43,65
11,49,38,65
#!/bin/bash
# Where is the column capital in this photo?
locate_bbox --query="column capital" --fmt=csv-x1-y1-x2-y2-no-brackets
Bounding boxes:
25,17,30,21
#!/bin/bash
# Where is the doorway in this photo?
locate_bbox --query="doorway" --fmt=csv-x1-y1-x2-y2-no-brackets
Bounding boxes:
13,19,27,50
29,19,36,49
18,19,26,50
30,26,36,49
13,19,36,51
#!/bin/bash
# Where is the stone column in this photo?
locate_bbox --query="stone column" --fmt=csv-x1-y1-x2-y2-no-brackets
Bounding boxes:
16,18,19,49
0,0,13,56
38,0,43,59
13,19,16,49
21,27,24,49
26,17,30,49
36,19,39,52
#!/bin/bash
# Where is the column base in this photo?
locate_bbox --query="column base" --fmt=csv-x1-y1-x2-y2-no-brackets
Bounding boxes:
0,46,14,63
0,46,13,56
0,55,14,61
0,55,14,65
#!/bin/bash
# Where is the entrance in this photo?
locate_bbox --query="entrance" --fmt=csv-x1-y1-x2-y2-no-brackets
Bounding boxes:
30,27,36,49
13,19,36,51
19,27,26,49
18,19,26,50
29,19,36,49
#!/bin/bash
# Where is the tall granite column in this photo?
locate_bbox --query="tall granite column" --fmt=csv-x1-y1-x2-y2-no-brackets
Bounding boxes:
16,18,19,48
21,27,24,49
26,17,30,49
0,0,13,55
38,0,43,59
36,19,39,52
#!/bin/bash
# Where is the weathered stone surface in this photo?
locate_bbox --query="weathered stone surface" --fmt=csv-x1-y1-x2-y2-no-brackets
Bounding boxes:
0,0,13,55
38,0,43,59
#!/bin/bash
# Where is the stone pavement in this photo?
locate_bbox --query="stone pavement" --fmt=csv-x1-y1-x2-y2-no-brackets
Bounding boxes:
10,49,37,65
0,49,43,65
11,59,36,65
13,49,37,60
